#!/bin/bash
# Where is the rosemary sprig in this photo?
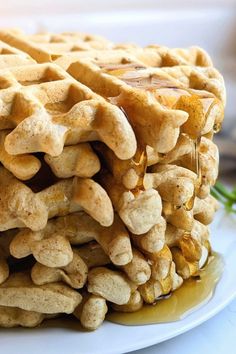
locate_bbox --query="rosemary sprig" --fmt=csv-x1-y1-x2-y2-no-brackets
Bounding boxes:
211,181,236,214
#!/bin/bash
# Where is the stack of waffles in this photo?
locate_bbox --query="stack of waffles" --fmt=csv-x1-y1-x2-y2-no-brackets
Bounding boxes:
0,29,225,330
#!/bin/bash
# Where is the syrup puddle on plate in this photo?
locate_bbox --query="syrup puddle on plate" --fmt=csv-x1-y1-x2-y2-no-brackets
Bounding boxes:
107,252,224,326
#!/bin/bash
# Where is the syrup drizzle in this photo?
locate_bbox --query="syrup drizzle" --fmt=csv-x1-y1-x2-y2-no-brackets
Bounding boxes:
129,147,147,195
107,66,222,207
119,106,148,194
107,252,224,325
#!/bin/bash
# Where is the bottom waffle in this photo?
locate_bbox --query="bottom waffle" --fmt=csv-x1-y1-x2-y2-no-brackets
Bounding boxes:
0,193,216,330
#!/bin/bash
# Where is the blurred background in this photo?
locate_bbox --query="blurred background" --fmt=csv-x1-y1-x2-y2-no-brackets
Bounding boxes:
0,0,235,178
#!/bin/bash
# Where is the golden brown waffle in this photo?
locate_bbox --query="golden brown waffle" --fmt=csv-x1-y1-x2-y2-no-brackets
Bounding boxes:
65,58,224,154
0,30,113,62
0,62,136,159
0,29,225,331
0,166,114,231
54,45,213,73
0,40,35,69
0,29,212,68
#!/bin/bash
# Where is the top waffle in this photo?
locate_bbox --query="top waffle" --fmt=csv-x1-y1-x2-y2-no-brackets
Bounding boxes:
0,62,136,158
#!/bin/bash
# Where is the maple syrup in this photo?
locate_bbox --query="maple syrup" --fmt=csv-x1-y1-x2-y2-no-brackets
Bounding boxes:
129,147,147,195
107,252,224,325
183,136,202,211
99,63,146,78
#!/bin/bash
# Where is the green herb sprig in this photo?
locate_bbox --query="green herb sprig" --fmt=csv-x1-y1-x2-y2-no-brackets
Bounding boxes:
211,181,236,214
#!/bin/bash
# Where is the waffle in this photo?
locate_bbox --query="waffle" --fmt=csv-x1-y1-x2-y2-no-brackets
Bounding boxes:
0,29,225,331
0,30,113,62
0,40,35,69
66,59,224,150
0,62,136,159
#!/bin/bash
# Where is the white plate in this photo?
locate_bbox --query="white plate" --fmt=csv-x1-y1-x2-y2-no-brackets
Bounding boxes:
1,209,236,354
